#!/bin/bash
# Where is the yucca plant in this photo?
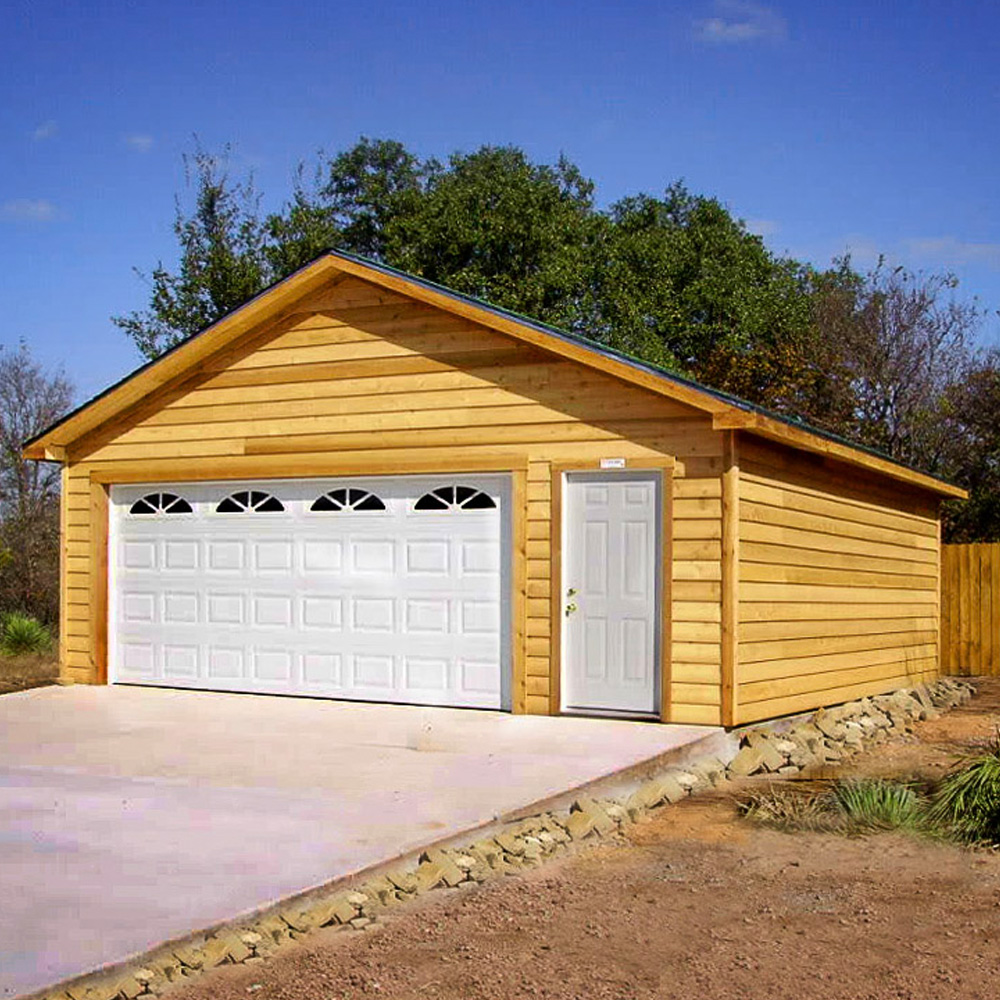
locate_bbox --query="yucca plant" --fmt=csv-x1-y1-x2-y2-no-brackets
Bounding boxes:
927,734,1000,844
0,612,52,656
833,778,925,833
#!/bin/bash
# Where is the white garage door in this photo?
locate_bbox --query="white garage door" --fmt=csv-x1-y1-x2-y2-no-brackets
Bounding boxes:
109,476,510,709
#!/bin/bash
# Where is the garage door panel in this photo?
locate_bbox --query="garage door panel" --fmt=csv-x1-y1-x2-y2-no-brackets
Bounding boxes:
110,475,509,709
164,539,200,571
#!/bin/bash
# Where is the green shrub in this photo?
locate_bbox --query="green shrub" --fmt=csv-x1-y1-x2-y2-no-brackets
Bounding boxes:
833,778,925,833
0,612,52,656
741,778,929,836
927,734,1000,844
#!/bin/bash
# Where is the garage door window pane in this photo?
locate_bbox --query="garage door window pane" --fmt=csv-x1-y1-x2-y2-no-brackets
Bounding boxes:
414,486,496,511
129,492,193,516
216,491,285,514
310,488,386,513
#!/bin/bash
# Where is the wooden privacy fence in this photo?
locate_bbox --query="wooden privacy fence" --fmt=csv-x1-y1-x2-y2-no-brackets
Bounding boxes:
942,543,1000,676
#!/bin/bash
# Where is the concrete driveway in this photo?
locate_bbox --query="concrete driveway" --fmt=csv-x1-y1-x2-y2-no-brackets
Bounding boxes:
0,686,717,997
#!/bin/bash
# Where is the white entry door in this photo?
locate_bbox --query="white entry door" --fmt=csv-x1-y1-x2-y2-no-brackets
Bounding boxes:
561,472,661,715
109,475,510,709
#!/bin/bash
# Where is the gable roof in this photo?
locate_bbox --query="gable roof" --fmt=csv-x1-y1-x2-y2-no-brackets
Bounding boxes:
24,249,966,499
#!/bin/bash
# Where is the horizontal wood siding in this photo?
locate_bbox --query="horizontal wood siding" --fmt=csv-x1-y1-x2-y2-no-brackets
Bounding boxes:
671,474,724,723
62,275,724,722
61,466,93,679
735,438,941,724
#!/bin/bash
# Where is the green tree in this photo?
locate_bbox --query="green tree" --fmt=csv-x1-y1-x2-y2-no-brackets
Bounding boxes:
0,344,74,624
806,259,982,470
594,185,821,397
384,146,600,333
114,147,270,359
114,138,820,398
942,354,1000,542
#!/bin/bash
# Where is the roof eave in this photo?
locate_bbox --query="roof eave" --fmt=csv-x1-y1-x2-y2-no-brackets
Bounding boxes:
21,255,346,460
23,249,967,501
712,410,968,499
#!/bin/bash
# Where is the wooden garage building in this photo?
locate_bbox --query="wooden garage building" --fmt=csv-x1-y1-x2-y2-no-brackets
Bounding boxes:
25,251,966,727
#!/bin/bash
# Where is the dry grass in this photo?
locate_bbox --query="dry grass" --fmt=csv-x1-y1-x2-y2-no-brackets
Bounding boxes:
739,778,931,836
0,652,59,694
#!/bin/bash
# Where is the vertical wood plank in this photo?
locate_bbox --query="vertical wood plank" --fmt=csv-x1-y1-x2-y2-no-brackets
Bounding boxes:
972,544,980,674
944,544,957,673
510,466,528,713
548,464,563,715
90,480,109,684
659,466,674,723
992,546,1000,676
959,544,971,673
59,466,69,678
940,543,1000,677
982,545,993,678
936,518,942,679
720,430,739,727
941,534,950,673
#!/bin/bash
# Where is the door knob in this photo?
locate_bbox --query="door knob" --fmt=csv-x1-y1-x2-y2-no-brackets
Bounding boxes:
565,587,578,617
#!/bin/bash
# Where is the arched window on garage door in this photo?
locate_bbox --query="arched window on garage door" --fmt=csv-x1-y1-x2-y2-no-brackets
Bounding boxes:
215,490,285,514
129,492,193,515
310,488,386,512
413,485,497,511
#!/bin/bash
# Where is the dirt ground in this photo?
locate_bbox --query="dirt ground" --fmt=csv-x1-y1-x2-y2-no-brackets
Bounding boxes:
0,653,57,694
173,679,1000,1000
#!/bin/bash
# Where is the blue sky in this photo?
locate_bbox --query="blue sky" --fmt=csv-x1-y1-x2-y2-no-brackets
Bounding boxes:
1,0,998,401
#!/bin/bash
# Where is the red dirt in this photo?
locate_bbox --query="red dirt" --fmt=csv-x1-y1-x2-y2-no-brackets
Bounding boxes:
173,679,1000,1000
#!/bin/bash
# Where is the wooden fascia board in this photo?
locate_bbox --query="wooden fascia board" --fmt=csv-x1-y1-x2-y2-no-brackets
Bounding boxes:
712,410,967,500
21,258,345,460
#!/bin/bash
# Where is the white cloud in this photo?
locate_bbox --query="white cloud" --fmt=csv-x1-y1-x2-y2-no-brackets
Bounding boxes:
904,236,1000,271
0,198,57,222
694,1,788,44
32,120,57,141
123,133,154,153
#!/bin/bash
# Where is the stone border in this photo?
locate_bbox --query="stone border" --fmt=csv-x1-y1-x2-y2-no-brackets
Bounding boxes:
31,677,975,1000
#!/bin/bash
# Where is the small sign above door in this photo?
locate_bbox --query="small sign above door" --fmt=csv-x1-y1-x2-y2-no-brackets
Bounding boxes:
599,458,626,469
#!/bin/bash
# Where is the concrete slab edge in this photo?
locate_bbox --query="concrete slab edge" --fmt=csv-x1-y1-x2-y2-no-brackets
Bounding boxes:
23,676,976,1000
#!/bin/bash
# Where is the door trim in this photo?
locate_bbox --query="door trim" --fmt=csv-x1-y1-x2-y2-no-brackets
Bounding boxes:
550,459,674,721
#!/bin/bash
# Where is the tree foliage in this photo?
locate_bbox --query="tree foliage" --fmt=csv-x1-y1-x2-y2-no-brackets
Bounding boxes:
113,138,816,387
808,259,981,469
114,147,269,358
0,345,74,624
114,137,995,540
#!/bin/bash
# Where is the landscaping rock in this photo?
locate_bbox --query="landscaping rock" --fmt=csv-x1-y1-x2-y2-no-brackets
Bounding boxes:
814,711,846,740
571,797,617,835
494,831,526,855
385,868,419,894
758,742,786,772
692,756,727,785
728,745,766,776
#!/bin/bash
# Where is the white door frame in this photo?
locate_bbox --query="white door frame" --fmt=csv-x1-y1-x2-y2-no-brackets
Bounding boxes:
556,463,672,720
